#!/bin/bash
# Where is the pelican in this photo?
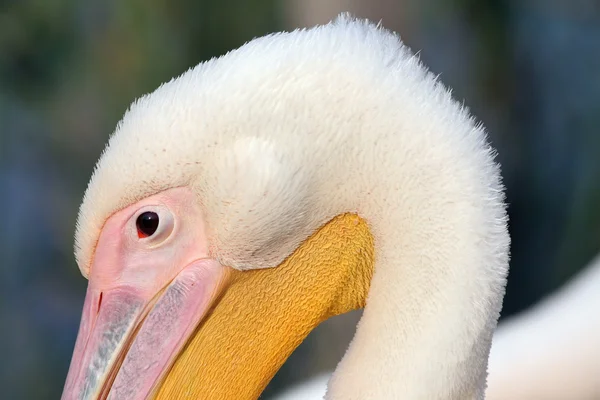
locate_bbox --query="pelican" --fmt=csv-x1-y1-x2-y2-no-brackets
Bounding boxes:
274,256,600,399
62,15,509,400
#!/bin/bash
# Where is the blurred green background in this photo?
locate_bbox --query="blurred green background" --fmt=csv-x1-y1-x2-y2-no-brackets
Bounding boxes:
1,1,599,398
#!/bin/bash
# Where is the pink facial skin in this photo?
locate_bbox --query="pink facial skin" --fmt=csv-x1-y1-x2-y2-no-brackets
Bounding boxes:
61,187,228,400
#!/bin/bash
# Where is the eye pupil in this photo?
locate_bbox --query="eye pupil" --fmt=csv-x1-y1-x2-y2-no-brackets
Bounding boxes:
136,212,159,238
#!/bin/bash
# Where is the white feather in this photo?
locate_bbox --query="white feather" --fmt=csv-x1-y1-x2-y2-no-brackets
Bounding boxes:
272,257,600,399
76,14,509,399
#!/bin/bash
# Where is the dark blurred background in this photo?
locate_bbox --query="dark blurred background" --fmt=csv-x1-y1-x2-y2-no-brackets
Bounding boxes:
1,1,599,398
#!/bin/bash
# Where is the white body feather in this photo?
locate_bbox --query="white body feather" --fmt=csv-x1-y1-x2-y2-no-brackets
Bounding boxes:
487,256,600,399
274,257,600,399
76,16,509,399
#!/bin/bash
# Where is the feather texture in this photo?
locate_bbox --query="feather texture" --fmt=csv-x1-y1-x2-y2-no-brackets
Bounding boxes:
76,15,509,399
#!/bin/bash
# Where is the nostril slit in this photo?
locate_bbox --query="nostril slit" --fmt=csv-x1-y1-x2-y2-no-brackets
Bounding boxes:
98,292,103,310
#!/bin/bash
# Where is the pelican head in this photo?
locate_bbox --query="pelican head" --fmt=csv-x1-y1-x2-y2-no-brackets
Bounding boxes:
62,14,509,400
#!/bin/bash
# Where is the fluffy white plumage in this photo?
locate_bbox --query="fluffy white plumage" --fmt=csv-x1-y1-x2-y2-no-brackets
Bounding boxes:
487,255,600,399
274,257,600,399
75,15,509,399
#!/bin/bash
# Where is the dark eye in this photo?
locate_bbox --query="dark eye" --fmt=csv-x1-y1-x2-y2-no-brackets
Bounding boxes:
136,211,159,238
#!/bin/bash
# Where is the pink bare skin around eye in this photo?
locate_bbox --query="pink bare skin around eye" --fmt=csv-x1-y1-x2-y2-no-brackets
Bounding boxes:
88,187,211,296
62,187,227,400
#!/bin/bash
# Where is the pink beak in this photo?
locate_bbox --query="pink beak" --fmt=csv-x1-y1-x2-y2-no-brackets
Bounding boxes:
62,188,226,399
62,258,225,400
